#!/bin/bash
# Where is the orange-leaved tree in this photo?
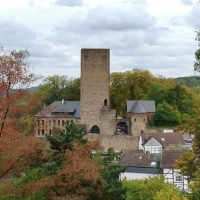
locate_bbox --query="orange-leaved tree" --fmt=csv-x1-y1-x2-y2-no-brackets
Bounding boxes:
0,46,45,179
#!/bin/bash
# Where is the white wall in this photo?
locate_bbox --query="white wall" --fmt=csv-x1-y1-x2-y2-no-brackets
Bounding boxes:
144,138,162,153
120,172,158,180
163,168,189,192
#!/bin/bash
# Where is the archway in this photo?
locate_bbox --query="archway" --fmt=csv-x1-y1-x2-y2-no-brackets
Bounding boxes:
116,122,128,135
90,125,100,134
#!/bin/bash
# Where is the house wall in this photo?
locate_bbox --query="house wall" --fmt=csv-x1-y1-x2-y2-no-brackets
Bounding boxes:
120,172,158,180
163,168,189,192
35,117,79,137
139,135,144,150
144,138,162,153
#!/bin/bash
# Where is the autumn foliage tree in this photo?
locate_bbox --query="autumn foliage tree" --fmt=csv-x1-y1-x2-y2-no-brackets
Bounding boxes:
0,46,44,179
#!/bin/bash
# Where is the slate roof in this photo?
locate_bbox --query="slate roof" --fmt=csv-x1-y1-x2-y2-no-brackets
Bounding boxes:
127,100,155,114
129,101,146,114
119,150,157,168
35,101,80,118
142,132,185,148
160,150,186,169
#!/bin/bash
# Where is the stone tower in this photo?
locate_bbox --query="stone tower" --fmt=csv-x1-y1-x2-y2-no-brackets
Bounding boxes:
128,101,148,137
80,48,111,133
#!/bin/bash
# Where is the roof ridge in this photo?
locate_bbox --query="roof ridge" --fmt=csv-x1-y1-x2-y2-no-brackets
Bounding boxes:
130,101,147,114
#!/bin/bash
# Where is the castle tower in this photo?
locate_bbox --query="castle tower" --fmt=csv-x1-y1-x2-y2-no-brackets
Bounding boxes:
80,48,110,133
128,101,148,137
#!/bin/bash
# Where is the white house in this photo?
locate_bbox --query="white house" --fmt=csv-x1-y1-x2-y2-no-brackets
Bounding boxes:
161,150,189,192
139,132,185,154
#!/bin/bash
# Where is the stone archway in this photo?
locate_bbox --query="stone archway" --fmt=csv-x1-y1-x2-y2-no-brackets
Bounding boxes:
90,125,100,134
116,122,128,135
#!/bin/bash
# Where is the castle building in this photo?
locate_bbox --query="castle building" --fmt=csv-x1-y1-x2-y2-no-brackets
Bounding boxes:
35,48,155,151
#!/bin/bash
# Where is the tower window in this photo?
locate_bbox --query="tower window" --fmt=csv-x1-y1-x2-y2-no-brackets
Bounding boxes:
90,125,100,134
104,99,107,106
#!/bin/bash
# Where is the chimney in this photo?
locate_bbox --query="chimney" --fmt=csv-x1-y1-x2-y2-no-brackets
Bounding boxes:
62,99,64,105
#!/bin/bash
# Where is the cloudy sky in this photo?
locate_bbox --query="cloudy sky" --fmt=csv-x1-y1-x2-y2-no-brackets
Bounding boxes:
0,0,199,81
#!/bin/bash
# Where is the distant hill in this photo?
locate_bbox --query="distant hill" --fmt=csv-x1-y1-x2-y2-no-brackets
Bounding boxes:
26,86,38,93
175,76,200,87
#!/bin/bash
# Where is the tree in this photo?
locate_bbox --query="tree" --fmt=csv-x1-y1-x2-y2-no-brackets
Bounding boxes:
176,151,197,180
154,102,182,126
123,176,187,200
35,75,80,106
194,31,200,72
0,47,44,179
0,142,105,200
0,47,37,135
110,69,153,116
46,121,86,153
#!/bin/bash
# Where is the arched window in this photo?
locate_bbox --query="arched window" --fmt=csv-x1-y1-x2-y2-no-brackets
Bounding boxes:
90,125,100,134
104,99,107,106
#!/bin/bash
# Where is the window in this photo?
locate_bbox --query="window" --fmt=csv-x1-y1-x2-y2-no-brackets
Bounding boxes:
49,120,51,125
62,120,65,126
53,120,56,125
37,130,40,135
37,120,40,125
104,99,107,106
134,118,136,122
58,120,60,126
42,120,44,125
49,129,52,135
175,172,183,182
42,129,45,136
90,125,100,134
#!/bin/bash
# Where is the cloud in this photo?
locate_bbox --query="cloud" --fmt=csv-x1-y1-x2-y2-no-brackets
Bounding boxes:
0,19,36,50
0,0,196,79
55,0,83,7
181,0,193,5
186,4,200,29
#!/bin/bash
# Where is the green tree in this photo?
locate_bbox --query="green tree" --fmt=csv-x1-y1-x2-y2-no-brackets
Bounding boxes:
36,75,80,106
154,102,182,126
110,69,153,116
46,121,86,153
194,31,200,72
123,176,186,200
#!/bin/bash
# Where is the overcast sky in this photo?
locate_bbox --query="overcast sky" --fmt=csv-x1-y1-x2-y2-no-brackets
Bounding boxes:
0,0,199,81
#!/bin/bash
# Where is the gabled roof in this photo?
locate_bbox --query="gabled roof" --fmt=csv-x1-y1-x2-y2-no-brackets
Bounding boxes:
119,150,157,168
160,150,186,169
142,132,185,148
127,100,155,113
35,101,80,118
129,101,146,114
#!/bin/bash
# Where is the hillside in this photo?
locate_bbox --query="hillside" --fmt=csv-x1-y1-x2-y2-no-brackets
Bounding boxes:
175,76,200,87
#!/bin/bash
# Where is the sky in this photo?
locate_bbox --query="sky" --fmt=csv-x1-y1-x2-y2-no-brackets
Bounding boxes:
0,0,200,82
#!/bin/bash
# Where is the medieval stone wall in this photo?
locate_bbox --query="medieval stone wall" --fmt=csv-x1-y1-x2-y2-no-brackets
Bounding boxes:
100,108,116,136
87,134,139,151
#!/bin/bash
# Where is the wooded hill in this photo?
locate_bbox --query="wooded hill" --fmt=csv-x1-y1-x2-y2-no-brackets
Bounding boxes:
175,76,200,87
